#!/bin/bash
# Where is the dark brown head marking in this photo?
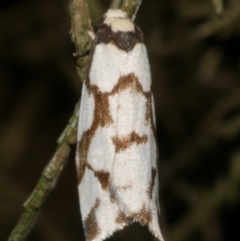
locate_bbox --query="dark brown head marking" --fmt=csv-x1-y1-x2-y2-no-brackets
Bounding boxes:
96,9,143,52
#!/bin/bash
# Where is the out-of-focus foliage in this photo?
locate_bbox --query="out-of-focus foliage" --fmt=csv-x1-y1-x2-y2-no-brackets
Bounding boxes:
1,0,240,241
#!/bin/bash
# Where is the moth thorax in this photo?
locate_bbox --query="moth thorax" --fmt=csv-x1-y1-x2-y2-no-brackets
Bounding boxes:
103,9,134,33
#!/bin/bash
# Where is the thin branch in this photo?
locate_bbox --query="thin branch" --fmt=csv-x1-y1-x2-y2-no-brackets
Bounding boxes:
69,0,94,81
7,1,142,241
110,0,122,9
121,0,142,21
211,0,224,18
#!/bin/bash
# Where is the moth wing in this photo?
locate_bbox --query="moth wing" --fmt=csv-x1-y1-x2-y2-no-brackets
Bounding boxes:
110,44,164,241
77,43,129,241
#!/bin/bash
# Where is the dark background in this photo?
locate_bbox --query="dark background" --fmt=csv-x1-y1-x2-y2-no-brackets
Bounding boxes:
1,0,240,241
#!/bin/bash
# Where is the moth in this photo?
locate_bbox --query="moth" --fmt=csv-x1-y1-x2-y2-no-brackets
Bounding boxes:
76,9,164,241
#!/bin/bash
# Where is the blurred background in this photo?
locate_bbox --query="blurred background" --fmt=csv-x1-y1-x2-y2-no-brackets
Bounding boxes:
1,0,240,241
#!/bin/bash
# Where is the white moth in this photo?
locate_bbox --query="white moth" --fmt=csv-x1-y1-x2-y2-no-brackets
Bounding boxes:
76,9,164,241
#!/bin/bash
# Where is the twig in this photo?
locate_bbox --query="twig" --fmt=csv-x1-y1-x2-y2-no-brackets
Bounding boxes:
110,0,122,9
211,0,224,18
7,0,142,240
69,0,94,81
121,0,142,21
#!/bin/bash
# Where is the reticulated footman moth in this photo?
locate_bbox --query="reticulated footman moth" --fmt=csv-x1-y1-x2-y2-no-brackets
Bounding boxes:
76,9,164,241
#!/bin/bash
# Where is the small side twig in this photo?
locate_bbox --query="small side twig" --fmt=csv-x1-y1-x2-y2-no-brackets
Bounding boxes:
121,0,142,21
110,0,122,9
211,0,224,18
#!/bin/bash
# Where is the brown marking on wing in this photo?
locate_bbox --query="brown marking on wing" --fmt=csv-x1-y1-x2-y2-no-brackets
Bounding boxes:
116,210,128,225
149,94,157,141
77,73,155,183
119,75,156,132
84,199,100,241
112,131,148,153
85,163,110,190
77,86,113,183
111,73,138,93
147,168,157,199
145,92,152,124
94,170,110,190
143,92,157,144
131,205,152,225
109,187,117,203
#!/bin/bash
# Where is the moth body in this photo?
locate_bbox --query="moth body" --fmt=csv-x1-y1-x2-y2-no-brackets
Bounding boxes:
76,9,164,241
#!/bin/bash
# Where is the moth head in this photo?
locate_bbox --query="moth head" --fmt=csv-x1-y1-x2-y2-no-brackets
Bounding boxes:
97,9,143,52
102,9,135,33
